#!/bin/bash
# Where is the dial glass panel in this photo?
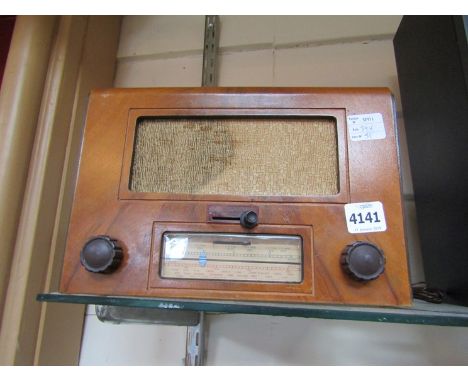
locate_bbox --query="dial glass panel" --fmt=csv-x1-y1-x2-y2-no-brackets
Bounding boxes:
160,232,303,283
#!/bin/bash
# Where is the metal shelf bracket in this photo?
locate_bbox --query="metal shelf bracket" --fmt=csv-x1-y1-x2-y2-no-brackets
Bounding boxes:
91,15,220,366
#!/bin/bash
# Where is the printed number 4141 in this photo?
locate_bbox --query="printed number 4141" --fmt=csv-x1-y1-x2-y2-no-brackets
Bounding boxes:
349,211,381,225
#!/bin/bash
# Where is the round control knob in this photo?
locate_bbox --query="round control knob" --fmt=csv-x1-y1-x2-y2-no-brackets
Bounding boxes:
80,235,123,273
240,210,258,229
341,241,385,282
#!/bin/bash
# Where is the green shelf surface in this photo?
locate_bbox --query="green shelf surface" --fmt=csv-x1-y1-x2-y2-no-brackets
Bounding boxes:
37,293,468,327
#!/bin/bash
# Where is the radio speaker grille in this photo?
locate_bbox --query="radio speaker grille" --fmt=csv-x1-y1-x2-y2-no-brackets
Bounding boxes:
130,117,339,196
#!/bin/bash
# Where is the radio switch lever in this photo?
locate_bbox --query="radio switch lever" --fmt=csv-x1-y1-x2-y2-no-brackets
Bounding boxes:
80,235,123,274
240,210,258,229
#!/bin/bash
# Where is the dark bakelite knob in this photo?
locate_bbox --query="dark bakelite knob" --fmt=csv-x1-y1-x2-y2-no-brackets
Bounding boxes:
341,241,385,282
240,210,258,229
80,235,123,274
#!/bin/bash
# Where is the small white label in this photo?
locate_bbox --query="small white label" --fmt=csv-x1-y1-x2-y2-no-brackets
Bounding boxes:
345,201,387,233
347,113,386,141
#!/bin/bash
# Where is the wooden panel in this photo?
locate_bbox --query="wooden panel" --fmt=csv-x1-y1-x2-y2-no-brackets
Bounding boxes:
0,16,88,367
59,87,411,307
34,16,122,366
0,16,121,366
0,16,57,325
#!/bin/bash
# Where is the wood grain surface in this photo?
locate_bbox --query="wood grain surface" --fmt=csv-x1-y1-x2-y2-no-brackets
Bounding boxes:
59,87,412,307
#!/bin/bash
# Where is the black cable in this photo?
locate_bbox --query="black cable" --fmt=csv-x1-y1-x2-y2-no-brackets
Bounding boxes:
412,282,445,304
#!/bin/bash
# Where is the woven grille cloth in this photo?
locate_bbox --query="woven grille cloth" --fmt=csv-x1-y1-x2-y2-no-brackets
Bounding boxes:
130,117,338,196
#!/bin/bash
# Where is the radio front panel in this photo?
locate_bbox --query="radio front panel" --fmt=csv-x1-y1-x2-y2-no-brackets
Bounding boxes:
60,88,412,307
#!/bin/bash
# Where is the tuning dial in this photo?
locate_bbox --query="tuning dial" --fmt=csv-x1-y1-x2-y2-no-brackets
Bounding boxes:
80,235,123,273
240,210,258,229
341,241,385,282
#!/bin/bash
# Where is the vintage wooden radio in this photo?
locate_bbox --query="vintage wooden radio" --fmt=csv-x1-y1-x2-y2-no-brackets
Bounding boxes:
59,88,411,307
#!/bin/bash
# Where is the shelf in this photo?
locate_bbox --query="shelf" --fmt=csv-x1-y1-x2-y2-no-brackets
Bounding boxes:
37,293,468,327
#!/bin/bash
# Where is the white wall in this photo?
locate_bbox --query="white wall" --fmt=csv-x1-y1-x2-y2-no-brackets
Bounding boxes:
78,16,468,365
